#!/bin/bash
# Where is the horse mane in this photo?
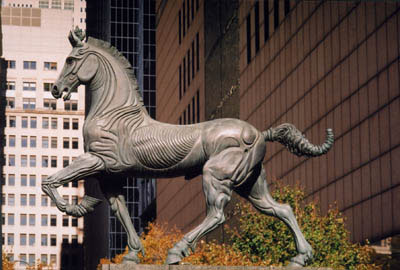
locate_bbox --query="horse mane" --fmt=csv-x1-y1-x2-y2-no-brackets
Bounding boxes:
86,37,144,104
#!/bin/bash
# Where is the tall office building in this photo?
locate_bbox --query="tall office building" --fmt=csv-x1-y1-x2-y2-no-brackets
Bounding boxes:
84,0,157,267
1,0,87,269
156,0,400,248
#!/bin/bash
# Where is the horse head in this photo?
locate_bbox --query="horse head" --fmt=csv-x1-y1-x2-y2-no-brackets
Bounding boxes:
52,27,98,101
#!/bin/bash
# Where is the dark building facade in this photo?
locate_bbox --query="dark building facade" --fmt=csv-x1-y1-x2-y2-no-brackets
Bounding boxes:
156,0,400,246
85,0,157,268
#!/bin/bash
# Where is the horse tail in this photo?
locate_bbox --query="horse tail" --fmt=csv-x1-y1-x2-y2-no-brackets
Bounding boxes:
262,123,334,157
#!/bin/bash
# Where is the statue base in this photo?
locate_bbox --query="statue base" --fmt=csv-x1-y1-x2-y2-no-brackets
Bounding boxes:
101,264,333,270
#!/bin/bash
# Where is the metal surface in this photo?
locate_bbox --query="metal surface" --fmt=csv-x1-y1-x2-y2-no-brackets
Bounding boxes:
42,28,334,267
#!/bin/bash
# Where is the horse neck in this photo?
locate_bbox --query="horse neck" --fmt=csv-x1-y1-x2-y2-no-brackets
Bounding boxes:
86,54,147,122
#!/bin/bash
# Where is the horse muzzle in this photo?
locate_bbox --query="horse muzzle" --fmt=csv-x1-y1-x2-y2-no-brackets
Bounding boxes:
52,84,73,100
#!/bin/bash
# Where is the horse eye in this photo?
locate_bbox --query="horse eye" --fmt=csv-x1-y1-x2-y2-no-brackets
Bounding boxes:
66,58,73,65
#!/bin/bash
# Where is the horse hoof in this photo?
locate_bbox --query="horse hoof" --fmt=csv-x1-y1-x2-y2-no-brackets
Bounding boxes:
122,251,140,264
165,252,182,265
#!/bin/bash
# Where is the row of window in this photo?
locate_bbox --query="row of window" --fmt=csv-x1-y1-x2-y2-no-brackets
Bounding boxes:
3,135,79,149
6,116,80,130
246,0,291,64
2,213,78,227
179,32,200,99
3,253,57,267
1,174,78,188
6,82,57,92
2,194,78,208
5,97,78,111
5,60,57,70
179,90,200,125
178,0,200,44
3,154,79,168
3,233,78,248
39,0,74,10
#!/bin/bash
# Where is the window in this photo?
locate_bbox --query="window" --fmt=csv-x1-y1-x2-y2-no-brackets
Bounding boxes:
64,0,74,10
1,195,5,206
29,214,35,226
29,155,36,167
62,215,69,227
22,117,28,128
192,41,195,78
29,235,35,246
30,117,37,128
29,175,36,186
8,155,15,166
29,195,36,206
72,196,78,204
63,137,69,149
7,60,16,69
6,97,15,109
23,82,36,91
72,138,78,149
72,180,78,188
196,32,200,71
51,118,57,129
50,215,56,226
42,117,49,129
72,118,79,130
29,253,35,265
20,234,27,245
23,98,36,109
21,136,28,148
63,157,69,168
52,0,61,9
63,195,69,204
9,174,15,186
6,81,15,90
187,50,191,86
9,135,15,147
246,14,251,63
63,118,70,129
182,2,186,36
20,254,27,264
44,99,57,110
23,61,36,70
8,194,15,206
42,156,49,167
41,196,48,207
62,234,69,244
41,254,48,265
21,155,27,167
9,116,16,127
178,10,182,44
21,195,27,206
50,254,56,264
8,234,14,245
39,0,49,8
51,137,57,148
21,214,27,225
64,100,78,111
44,61,57,70
72,217,78,227
21,175,27,186
43,82,54,92
42,137,49,148
72,235,78,244
41,234,48,246
30,136,36,148
255,1,260,53
264,0,269,42
274,0,279,29
8,214,14,225
51,156,57,168
284,0,290,16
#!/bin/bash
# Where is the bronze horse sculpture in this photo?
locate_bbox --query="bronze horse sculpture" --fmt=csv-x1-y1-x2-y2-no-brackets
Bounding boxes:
42,28,334,266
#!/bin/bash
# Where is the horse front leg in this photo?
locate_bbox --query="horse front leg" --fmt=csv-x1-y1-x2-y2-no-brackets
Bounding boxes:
41,153,105,217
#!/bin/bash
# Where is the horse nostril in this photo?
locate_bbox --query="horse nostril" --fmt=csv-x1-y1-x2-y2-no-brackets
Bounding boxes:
52,85,58,93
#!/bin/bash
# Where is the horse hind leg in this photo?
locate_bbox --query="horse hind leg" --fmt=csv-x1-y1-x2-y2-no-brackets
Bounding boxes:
108,194,144,263
165,151,236,265
239,165,313,266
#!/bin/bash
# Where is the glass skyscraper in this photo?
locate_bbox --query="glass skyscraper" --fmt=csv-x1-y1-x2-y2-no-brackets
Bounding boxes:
85,0,157,261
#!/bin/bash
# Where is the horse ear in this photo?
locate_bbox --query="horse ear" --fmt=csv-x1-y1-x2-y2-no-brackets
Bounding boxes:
77,54,98,83
68,27,85,47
